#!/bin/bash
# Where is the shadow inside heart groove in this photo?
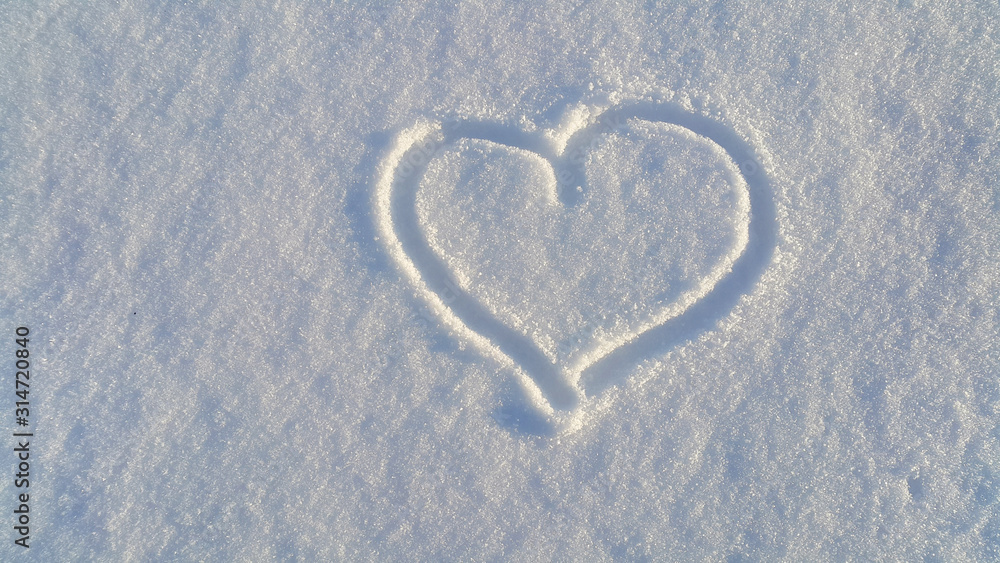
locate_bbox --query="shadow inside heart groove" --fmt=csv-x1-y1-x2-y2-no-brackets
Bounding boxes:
378,101,777,424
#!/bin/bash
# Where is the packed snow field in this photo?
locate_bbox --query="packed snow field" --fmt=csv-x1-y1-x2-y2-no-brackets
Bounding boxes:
1,1,997,560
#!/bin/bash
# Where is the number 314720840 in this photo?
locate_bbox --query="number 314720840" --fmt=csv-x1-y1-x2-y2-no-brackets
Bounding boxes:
15,327,29,411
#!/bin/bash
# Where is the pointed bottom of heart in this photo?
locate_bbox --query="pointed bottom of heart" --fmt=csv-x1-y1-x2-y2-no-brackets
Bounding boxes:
493,381,588,437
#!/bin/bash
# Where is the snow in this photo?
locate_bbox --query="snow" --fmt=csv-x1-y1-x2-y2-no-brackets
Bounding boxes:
1,1,998,560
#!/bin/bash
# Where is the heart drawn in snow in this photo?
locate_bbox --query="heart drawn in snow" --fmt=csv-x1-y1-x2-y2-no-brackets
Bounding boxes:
375,102,776,424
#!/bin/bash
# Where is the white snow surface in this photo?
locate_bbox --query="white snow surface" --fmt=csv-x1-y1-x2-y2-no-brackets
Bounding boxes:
1,1,998,561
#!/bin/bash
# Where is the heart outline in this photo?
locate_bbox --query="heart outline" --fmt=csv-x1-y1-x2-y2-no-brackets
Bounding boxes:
375,101,777,415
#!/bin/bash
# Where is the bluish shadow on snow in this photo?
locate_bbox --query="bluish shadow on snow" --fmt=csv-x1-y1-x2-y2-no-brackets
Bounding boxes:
380,100,777,430
491,404,555,437
491,383,557,437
